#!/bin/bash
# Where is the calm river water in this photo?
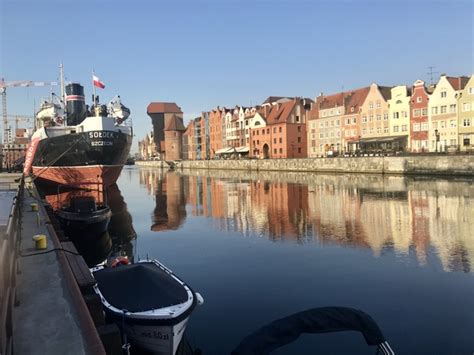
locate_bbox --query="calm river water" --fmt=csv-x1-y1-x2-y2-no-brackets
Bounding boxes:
112,166,473,355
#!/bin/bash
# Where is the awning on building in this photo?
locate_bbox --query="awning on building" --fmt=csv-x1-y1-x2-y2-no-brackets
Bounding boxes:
359,136,407,143
215,146,249,155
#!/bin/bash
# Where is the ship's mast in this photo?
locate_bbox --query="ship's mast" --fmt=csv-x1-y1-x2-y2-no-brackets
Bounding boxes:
59,63,65,103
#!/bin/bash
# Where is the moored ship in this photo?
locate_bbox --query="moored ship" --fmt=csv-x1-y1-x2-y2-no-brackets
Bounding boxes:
25,74,132,187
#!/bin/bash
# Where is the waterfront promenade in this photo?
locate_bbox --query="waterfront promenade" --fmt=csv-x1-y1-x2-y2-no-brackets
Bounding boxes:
0,173,104,355
136,154,474,176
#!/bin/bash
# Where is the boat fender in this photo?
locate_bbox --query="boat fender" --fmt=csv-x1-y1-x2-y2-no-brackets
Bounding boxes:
111,256,130,268
196,292,204,306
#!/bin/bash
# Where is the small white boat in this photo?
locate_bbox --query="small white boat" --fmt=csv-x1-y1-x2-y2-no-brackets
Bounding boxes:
91,259,203,355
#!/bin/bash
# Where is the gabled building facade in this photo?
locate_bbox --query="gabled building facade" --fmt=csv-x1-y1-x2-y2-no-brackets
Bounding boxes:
341,87,370,153
410,80,430,152
458,75,474,151
428,75,469,152
250,99,308,159
313,92,345,156
388,85,411,149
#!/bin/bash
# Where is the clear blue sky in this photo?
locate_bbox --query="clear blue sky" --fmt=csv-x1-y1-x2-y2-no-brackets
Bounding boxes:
1,0,472,151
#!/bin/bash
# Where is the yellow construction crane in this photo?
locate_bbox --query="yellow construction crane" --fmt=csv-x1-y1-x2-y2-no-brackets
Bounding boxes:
1,78,57,144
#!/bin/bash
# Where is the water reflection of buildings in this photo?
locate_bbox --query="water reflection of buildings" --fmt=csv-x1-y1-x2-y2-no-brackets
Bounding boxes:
139,169,474,272
139,169,187,231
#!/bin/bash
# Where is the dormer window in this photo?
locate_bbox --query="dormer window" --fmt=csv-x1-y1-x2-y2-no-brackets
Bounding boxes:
351,107,354,112
417,97,422,103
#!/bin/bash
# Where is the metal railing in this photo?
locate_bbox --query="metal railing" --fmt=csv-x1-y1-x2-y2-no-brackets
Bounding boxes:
0,176,24,355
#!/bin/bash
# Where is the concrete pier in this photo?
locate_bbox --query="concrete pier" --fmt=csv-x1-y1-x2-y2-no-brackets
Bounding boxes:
0,174,105,355
136,155,474,176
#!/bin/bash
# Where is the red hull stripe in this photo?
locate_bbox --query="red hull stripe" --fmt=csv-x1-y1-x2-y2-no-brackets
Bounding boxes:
32,165,123,187
66,95,85,101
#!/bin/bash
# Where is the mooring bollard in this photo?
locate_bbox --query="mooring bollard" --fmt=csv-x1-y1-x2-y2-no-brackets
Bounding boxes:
30,202,38,212
32,234,47,250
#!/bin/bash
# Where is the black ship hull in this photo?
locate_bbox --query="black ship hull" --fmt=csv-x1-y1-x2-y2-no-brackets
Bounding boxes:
32,130,132,187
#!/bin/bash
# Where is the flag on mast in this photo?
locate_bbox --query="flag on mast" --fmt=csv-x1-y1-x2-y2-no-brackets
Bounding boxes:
93,74,105,89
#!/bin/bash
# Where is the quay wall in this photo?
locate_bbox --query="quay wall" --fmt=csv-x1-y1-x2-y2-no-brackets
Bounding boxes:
136,155,474,176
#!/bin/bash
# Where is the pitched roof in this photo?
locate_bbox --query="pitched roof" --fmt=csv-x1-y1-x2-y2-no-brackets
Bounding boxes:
261,96,292,105
378,86,392,101
266,100,296,125
147,102,182,114
344,87,370,113
446,76,470,90
164,114,186,131
317,92,345,110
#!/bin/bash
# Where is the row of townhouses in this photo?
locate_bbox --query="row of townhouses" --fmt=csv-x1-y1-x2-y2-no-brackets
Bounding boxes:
140,74,474,161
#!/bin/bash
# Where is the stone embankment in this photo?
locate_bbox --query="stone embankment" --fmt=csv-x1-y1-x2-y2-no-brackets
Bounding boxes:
136,155,474,176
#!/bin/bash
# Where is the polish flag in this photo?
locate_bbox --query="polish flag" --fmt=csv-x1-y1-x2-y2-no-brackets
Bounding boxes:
93,75,105,89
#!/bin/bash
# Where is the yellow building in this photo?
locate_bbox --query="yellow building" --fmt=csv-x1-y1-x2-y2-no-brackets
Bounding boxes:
458,75,474,151
388,85,411,149
428,75,469,152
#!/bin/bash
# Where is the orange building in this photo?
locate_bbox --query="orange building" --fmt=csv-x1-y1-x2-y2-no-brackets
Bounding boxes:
250,98,309,159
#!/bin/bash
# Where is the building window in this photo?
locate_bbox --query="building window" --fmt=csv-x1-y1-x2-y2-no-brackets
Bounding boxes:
274,149,277,154
362,115,367,123
351,107,355,112
369,115,374,122
257,130,259,135
440,105,447,114
449,104,456,113
297,137,301,143
432,107,438,115
393,112,399,119
296,115,300,122
384,127,389,133
441,91,447,98
345,130,350,137
383,112,388,120
450,120,456,128
376,101,381,108
297,126,301,132
257,140,259,145
402,125,407,132
469,88,474,94
377,127,381,133
422,108,428,116
319,133,324,138
413,123,420,131
273,138,277,144
450,139,456,146
421,122,428,131
463,118,471,127
346,118,351,125
362,128,367,134
463,103,471,111
279,148,283,153
279,127,282,133
417,97,422,103
279,138,282,143
298,148,302,153
273,127,276,133
369,102,374,109
352,117,357,124
336,119,340,126
376,114,381,121
369,127,374,134
413,109,420,117
393,125,399,132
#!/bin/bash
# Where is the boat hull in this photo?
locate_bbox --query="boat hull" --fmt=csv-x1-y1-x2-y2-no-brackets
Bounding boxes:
32,164,124,187
116,316,188,354
31,124,132,187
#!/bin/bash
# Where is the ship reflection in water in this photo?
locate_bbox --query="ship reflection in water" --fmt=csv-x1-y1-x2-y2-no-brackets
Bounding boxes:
139,169,474,273
38,182,136,266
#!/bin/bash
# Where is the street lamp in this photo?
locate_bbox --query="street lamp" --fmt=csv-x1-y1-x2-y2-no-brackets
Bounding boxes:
434,129,440,153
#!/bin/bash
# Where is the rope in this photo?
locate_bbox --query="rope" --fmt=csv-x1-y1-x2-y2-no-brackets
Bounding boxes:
20,247,81,257
30,134,88,181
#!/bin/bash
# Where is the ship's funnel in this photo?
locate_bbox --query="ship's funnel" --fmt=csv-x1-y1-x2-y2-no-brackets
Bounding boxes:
66,83,87,125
